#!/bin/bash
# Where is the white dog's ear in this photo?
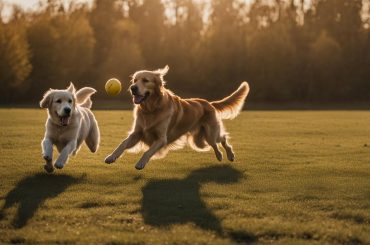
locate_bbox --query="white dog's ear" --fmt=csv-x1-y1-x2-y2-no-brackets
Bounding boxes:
76,87,97,104
154,65,169,77
67,82,76,94
40,90,53,108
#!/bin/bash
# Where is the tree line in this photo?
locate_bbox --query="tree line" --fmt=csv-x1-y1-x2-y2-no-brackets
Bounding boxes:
0,0,369,105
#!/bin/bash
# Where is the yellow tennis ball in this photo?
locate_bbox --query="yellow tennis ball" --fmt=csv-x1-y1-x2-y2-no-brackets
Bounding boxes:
105,78,122,96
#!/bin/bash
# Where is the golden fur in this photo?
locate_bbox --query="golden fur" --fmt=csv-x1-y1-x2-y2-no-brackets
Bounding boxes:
105,66,249,170
40,83,100,173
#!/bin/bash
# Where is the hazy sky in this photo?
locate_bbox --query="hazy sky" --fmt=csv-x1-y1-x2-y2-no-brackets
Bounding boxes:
2,0,261,11
1,0,93,19
3,0,92,10
1,0,256,20
4,0,367,22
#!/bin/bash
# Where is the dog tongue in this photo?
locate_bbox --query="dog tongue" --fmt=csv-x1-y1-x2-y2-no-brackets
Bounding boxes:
60,117,70,126
133,95,144,104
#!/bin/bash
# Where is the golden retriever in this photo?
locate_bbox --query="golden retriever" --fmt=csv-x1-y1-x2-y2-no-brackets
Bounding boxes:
40,83,100,173
105,66,249,170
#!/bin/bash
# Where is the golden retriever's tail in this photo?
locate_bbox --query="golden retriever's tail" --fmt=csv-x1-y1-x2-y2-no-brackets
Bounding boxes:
76,87,96,109
211,82,250,120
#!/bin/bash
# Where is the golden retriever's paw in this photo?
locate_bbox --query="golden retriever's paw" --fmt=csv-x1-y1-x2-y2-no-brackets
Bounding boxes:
227,152,235,162
215,151,223,162
104,155,117,164
135,161,146,170
54,162,64,169
44,164,54,173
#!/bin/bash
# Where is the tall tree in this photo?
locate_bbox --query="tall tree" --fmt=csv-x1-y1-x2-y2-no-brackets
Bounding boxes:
162,0,203,93
89,0,123,78
201,0,246,97
0,14,31,102
308,31,343,101
129,0,166,67
27,5,95,94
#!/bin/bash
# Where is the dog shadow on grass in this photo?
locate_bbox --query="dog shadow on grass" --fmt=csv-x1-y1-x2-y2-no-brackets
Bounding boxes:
0,173,83,228
141,164,256,243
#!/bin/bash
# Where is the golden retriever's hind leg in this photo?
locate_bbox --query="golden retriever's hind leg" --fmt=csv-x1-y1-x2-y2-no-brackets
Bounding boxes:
210,143,223,162
204,120,222,162
221,135,235,162
193,127,207,149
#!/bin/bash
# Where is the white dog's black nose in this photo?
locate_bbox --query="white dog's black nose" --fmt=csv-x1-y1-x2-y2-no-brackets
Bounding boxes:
130,85,138,95
64,107,71,115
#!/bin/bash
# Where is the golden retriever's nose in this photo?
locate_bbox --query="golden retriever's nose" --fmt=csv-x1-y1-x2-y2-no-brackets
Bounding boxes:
64,107,71,115
130,85,138,95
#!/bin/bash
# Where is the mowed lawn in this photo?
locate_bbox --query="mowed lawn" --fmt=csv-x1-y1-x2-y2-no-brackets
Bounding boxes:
0,109,370,244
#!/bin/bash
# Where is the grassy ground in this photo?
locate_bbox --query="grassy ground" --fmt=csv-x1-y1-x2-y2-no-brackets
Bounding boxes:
0,109,369,244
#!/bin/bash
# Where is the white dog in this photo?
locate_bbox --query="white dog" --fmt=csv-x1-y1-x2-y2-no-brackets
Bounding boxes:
40,83,100,173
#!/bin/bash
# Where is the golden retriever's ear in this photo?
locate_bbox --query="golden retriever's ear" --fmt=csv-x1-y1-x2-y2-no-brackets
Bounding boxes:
67,82,76,94
40,90,53,108
154,65,169,77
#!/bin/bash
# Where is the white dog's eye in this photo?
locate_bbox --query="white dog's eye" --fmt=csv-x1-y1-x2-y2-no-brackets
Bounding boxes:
68,99,72,103
56,99,62,104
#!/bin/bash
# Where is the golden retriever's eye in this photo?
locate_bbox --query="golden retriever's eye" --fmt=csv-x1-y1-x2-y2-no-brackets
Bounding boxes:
142,78,149,83
56,99,62,104
68,99,72,103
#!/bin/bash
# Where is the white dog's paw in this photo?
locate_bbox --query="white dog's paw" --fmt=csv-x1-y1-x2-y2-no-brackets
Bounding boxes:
104,154,117,164
43,154,52,162
44,164,54,173
54,161,64,169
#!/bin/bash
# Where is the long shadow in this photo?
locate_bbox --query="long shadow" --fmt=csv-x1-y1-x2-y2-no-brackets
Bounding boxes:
141,165,255,243
0,173,82,228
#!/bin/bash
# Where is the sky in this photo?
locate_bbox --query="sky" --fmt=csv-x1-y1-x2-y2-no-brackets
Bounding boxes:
3,0,92,10
0,0,310,18
2,0,367,22
1,0,93,19
0,0,303,21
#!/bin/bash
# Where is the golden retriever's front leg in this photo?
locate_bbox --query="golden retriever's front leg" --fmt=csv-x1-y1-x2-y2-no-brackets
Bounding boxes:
105,132,142,164
54,140,77,169
135,137,167,170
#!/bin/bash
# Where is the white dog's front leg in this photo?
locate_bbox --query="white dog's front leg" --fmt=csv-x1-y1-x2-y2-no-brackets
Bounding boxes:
54,140,77,169
42,138,53,161
42,138,54,173
135,137,167,170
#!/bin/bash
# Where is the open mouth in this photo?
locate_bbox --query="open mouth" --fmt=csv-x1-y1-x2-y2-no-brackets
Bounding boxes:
133,92,150,104
59,116,70,126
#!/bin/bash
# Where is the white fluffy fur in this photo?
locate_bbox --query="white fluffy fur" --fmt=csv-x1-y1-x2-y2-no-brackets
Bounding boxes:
40,82,100,173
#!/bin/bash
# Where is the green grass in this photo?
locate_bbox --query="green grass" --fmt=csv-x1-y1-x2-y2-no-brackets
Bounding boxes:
0,109,370,244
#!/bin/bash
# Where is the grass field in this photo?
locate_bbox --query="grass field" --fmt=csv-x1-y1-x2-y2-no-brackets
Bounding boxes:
0,109,370,244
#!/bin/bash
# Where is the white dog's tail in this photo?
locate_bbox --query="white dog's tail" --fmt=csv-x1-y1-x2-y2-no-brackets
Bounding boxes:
211,82,250,120
76,87,96,109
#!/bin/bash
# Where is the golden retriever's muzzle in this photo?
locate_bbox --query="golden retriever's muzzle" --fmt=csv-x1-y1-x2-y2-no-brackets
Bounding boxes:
130,85,150,104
